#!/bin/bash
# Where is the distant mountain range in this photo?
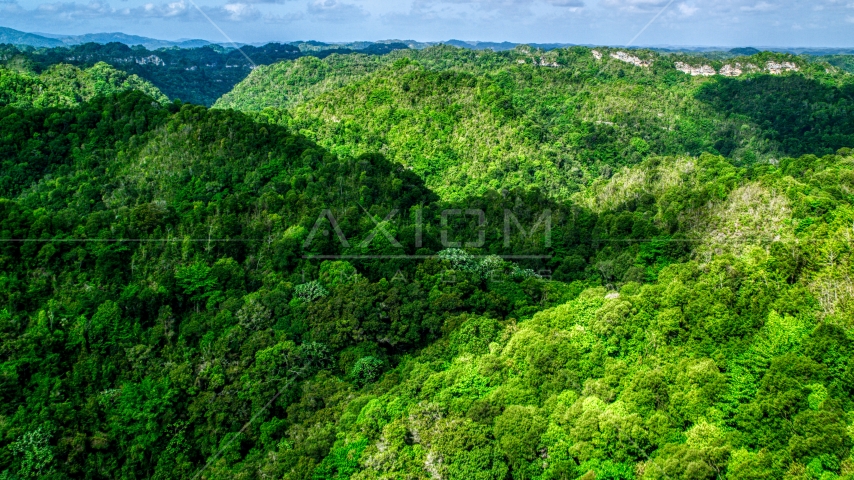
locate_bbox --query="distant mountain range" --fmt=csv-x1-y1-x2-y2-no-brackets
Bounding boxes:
2,25,853,55
37,32,214,49
0,27,64,48
0,27,212,50
0,26,574,52
445,39,573,51
652,45,854,56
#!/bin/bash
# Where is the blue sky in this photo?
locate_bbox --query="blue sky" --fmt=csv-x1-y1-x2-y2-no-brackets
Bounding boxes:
2,0,853,47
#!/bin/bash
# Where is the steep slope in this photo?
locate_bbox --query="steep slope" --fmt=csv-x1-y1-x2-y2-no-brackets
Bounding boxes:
0,61,167,109
822,55,854,74
0,91,577,479
240,150,854,480
215,54,390,111
0,42,303,106
216,46,854,201
0,41,415,106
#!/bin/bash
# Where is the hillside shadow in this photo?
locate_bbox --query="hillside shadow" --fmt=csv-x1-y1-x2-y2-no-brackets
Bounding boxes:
695,75,854,156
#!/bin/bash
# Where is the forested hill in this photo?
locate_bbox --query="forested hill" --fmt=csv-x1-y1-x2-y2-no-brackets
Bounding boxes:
0,61,167,109
0,41,410,106
2,42,854,480
215,46,854,202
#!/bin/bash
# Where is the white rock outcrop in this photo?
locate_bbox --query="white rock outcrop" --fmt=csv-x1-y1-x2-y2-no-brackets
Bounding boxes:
136,55,165,66
592,50,603,60
765,61,799,74
668,61,797,78
719,64,743,77
675,62,716,76
610,51,652,68
536,57,561,68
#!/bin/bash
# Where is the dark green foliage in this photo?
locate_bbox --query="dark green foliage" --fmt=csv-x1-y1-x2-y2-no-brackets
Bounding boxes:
1,44,854,480
0,89,169,196
696,74,854,156
0,41,410,106
349,357,384,386
0,42,301,106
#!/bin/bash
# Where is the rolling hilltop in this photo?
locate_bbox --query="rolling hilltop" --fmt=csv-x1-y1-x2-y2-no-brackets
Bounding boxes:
216,46,854,201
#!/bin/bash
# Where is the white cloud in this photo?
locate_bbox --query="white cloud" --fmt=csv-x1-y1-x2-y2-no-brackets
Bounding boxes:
405,0,580,17
0,0,24,12
129,0,192,19
3,0,854,46
678,2,698,15
2,0,274,22
740,1,776,12
601,0,671,13
599,0,851,18
34,0,113,19
378,0,585,33
307,0,369,21
262,10,304,21
221,3,262,20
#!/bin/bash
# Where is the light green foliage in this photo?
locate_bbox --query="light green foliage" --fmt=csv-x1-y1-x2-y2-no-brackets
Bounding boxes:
283,149,854,479
237,292,273,330
175,262,215,295
438,249,508,279
821,55,854,74
218,46,854,201
7,429,53,479
294,280,330,303
0,61,167,108
216,54,388,111
2,44,854,480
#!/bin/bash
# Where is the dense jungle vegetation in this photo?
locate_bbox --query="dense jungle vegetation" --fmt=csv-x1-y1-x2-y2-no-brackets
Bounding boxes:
216,46,854,201
0,42,409,107
1,43,854,480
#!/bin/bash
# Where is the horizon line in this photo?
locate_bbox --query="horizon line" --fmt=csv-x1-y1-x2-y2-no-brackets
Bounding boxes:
3,25,854,52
